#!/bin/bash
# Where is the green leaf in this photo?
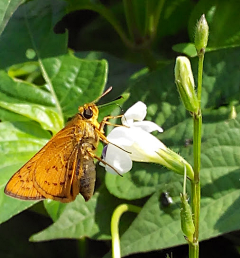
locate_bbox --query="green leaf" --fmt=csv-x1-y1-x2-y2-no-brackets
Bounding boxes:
0,54,108,130
0,0,67,69
30,187,124,241
43,200,68,222
0,0,25,36
75,52,141,103
113,190,184,257
172,43,197,57
41,54,108,118
0,121,50,223
0,101,62,134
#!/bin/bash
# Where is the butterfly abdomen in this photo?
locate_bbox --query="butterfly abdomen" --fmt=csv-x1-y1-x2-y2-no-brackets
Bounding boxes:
79,156,96,201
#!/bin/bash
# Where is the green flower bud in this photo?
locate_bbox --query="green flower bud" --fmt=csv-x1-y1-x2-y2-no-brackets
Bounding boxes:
175,56,199,113
229,106,237,120
180,193,195,243
195,14,209,53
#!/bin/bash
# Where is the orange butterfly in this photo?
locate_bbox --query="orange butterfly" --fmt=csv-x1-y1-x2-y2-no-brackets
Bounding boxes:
4,87,120,203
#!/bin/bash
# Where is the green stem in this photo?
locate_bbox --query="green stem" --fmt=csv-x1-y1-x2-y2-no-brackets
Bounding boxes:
111,204,141,258
189,52,204,258
197,53,204,102
78,237,87,258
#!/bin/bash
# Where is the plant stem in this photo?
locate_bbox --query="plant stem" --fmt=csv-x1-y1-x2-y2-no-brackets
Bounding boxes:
111,204,141,258
197,53,204,102
189,52,204,258
78,237,87,258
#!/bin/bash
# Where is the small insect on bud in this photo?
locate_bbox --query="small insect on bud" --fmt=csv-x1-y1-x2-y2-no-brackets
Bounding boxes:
175,56,199,113
194,14,209,53
160,192,173,207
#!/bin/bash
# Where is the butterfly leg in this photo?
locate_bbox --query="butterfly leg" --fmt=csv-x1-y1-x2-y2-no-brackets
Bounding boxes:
87,150,122,176
99,114,124,133
94,127,130,154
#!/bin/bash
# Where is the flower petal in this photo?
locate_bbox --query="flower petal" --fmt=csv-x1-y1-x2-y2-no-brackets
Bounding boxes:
121,101,147,126
104,144,132,175
132,121,163,133
107,127,134,146
126,127,167,162
107,126,166,163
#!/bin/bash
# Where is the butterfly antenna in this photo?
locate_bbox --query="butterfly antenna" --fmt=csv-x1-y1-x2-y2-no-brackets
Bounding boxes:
98,97,124,111
92,87,112,104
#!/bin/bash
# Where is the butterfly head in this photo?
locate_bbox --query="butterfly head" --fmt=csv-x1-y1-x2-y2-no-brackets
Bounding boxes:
79,103,99,123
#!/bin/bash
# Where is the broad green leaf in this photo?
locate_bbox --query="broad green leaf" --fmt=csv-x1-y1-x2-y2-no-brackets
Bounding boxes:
172,43,197,57
0,0,25,36
0,55,108,134
75,52,143,103
43,199,69,223
41,54,108,119
0,0,67,69
0,121,49,223
30,188,125,241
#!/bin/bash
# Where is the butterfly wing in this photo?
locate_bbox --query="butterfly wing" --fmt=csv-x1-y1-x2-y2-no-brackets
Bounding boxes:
5,116,85,202
33,127,83,203
4,157,45,200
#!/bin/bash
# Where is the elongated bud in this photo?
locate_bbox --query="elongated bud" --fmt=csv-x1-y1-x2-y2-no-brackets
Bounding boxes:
195,14,209,53
175,56,199,113
229,106,237,120
156,148,194,180
180,165,195,243
180,193,195,243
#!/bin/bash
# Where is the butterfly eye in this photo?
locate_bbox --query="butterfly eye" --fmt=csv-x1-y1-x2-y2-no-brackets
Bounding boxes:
83,108,93,119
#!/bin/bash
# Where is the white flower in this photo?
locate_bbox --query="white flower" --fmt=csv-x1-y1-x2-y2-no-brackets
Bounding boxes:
102,101,164,174
102,101,194,180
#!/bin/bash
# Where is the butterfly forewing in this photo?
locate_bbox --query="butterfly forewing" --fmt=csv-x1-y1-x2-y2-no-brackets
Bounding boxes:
33,125,84,202
4,115,88,203
4,97,112,203
4,157,45,200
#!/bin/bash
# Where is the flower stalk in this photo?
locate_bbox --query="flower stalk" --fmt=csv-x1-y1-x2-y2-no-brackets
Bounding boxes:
174,14,208,258
189,14,208,258
111,204,141,258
